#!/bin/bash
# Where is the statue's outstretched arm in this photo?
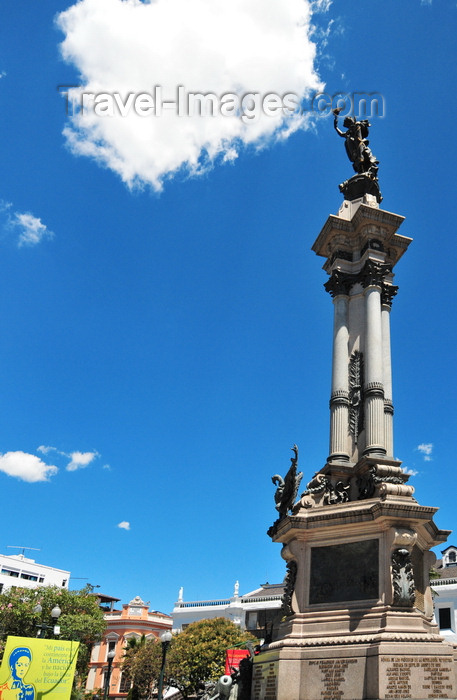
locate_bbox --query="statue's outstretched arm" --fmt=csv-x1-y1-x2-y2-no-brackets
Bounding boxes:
333,117,345,137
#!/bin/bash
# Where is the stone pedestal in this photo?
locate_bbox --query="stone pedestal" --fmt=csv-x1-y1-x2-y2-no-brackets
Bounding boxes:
253,490,454,700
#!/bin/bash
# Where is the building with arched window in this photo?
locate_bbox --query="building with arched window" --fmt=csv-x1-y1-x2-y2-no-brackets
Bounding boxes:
86,595,172,699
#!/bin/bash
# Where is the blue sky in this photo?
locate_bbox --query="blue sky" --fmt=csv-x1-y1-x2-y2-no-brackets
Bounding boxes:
0,0,456,614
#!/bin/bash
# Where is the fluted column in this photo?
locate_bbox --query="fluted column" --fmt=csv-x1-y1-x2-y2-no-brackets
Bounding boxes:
364,283,385,455
382,302,394,457
329,295,350,461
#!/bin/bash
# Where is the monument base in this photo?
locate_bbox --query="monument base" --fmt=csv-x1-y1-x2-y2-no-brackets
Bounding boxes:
255,482,455,700
252,640,457,700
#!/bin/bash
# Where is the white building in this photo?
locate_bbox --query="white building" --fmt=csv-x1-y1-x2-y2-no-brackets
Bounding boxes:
172,581,284,641
431,545,457,644
0,553,70,592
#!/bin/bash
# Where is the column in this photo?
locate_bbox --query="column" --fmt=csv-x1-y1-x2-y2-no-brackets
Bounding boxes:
382,302,394,457
329,294,350,462
364,283,385,455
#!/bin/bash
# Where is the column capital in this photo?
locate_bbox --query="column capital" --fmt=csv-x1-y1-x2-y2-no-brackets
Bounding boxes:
360,260,393,289
381,282,398,307
324,270,353,298
325,260,395,299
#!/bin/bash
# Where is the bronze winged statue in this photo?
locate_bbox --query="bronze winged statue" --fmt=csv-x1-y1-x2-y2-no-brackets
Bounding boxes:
271,445,303,519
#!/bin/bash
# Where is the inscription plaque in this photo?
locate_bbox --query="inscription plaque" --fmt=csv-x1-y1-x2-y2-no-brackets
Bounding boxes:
380,656,454,699
309,539,379,604
308,658,358,698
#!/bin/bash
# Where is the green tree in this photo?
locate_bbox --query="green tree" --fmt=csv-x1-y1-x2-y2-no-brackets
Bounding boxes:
122,618,254,699
122,638,162,700
0,585,106,683
167,618,254,697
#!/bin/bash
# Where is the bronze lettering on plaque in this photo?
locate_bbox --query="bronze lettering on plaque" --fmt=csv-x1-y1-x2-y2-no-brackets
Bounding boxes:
381,656,454,699
309,658,358,698
309,540,379,604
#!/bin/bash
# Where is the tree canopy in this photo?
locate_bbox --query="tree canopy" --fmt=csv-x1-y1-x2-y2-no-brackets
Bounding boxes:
0,585,106,681
122,618,254,699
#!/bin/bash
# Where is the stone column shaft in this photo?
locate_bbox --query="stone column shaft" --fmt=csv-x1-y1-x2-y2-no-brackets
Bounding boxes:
329,295,350,461
382,304,394,457
364,285,385,455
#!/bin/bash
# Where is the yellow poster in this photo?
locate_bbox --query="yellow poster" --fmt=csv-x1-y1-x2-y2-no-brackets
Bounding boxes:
0,636,79,700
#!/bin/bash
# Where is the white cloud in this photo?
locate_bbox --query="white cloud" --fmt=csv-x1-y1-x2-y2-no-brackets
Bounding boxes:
311,0,332,10
0,451,58,483
37,445,57,455
66,450,99,471
13,212,54,247
402,467,419,477
0,201,54,247
57,0,323,191
417,443,433,461
117,521,130,530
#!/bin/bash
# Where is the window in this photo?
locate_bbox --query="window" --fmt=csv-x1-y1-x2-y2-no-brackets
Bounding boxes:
246,612,258,630
448,551,456,565
39,577,44,583
119,675,131,693
438,607,452,630
20,573,38,581
1,568,19,577
107,641,116,657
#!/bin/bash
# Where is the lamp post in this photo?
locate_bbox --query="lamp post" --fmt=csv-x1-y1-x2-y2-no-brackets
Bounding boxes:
157,631,172,700
33,604,62,638
103,649,116,700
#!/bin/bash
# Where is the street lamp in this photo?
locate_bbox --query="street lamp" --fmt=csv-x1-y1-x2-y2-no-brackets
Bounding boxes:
103,649,116,700
157,631,172,700
33,604,62,638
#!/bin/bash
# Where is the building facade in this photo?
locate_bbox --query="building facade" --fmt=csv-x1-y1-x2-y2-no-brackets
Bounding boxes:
86,596,172,698
172,582,284,642
0,553,70,592
431,545,457,644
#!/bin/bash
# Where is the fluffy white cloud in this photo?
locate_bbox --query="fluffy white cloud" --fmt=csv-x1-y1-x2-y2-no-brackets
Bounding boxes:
417,443,433,461
117,521,130,530
0,451,58,483
37,445,55,454
66,450,99,471
13,213,54,247
57,0,323,191
0,202,53,247
402,467,418,476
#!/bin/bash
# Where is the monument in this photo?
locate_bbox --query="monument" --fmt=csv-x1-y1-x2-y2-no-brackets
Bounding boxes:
251,117,457,699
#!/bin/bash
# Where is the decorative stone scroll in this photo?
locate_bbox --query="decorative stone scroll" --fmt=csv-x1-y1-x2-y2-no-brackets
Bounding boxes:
281,560,298,617
392,548,416,607
295,472,351,510
349,350,364,444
